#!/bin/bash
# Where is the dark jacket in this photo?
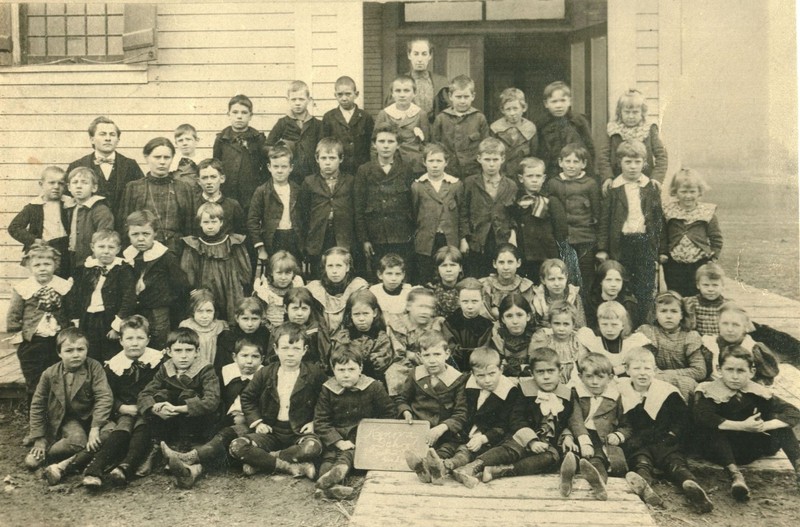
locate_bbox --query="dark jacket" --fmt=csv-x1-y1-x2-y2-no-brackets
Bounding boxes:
411,174,468,255
571,382,631,442
213,126,268,209
29,358,113,441
68,257,137,332
218,326,273,366
8,197,71,252
544,174,601,245
239,361,327,434
354,160,415,246
105,347,164,413
265,116,323,185
597,123,668,182
431,107,490,179
462,374,521,446
137,359,221,417
463,174,517,253
692,379,800,431
536,110,596,180
509,379,585,449
597,176,663,257
65,195,115,268
442,309,493,372
66,151,144,216
220,362,263,423
322,106,374,176
122,241,190,311
196,195,246,237
515,191,568,262
617,378,686,453
299,172,356,256
246,179,303,252
491,117,539,178
314,375,396,446
395,364,468,433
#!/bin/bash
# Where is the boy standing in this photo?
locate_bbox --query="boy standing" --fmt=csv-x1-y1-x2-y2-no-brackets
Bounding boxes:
8,166,71,277
618,347,713,512
161,339,264,488
536,82,596,181
171,124,202,190
248,146,304,264
227,323,325,478
137,327,221,448
25,328,113,470
544,144,601,294
66,116,144,217
266,80,323,186
322,76,374,176
299,138,356,276
65,167,115,270
376,75,430,176
213,94,268,211
463,138,517,277
399,330,468,482
431,75,489,179
69,230,137,362
442,278,493,372
355,122,416,271
196,158,246,236
597,140,663,314
314,348,396,499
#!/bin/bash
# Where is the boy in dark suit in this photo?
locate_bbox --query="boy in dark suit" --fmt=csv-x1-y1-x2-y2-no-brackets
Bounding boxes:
322,76,374,177
25,328,113,470
227,323,325,479
66,116,144,218
299,137,356,278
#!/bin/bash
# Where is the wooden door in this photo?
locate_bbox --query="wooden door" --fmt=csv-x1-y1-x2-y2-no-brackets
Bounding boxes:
428,35,485,112
568,24,608,146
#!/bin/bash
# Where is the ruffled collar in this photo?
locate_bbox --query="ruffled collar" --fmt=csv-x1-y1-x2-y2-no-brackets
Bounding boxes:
106,347,163,376
414,364,462,386
14,275,73,299
383,103,422,120
416,173,459,184
483,274,534,294
618,377,680,418
695,378,772,403
607,121,651,142
182,234,246,257
466,374,515,400
123,241,169,264
663,201,717,223
221,362,263,386
323,374,375,394
490,117,536,140
612,174,650,188
575,381,620,401
84,256,123,270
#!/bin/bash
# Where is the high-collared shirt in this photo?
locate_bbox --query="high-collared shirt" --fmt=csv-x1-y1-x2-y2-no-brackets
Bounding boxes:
273,183,292,229
277,367,300,421
95,152,116,179
612,174,650,234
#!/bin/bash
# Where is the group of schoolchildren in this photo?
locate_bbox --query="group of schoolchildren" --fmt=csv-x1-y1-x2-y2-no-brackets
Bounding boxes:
6,36,799,512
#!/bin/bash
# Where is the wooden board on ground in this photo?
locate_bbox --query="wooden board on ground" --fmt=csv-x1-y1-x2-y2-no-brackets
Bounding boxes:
349,471,656,527
354,419,430,471
725,280,800,339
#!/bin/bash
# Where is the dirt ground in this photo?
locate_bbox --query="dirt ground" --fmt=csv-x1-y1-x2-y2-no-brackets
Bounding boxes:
2,400,800,527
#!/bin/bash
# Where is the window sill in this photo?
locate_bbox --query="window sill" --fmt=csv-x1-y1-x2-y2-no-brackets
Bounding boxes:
0,63,148,85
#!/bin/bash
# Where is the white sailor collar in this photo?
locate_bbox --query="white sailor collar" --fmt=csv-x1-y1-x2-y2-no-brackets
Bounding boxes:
490,117,536,140
466,374,515,400
612,174,650,188
695,378,772,404
442,107,479,118
84,256,124,270
414,364,462,387
221,362,263,386
106,347,163,376
323,374,375,394
164,358,208,379
618,377,680,418
383,103,422,120
66,194,105,209
416,173,459,184
123,240,169,264
14,275,73,299
518,377,572,400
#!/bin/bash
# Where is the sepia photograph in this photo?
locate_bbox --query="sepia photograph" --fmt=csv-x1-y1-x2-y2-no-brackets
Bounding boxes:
0,1,798,525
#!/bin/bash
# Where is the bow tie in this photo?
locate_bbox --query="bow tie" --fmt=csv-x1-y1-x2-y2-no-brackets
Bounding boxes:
535,391,564,417
94,157,113,166
92,265,110,277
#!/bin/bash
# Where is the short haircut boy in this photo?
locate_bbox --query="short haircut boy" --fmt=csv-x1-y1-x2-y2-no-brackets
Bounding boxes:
56,326,89,350
288,80,311,97
543,81,571,100
335,75,356,90
696,262,725,282
41,165,66,181
392,74,416,92
175,123,198,139
197,158,224,175
68,166,100,187
456,277,482,293
228,94,253,112
91,228,121,246
517,157,545,176
625,346,655,367
469,346,501,369
371,122,399,142
499,88,527,110
268,145,294,163
196,201,225,222
530,346,560,368
330,346,363,368
577,352,614,376
449,75,475,94
315,137,344,157
559,143,590,163
378,253,406,273
423,142,449,161
616,140,647,160
120,314,150,336
234,338,264,357
272,322,307,346
418,328,447,351
126,209,160,232
477,137,505,157
166,327,200,350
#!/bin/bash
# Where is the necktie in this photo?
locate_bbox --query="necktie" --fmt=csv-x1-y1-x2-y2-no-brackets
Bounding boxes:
94,157,113,166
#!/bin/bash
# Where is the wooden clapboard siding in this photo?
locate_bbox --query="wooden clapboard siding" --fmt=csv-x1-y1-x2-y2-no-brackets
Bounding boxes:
0,2,362,315
635,1,659,119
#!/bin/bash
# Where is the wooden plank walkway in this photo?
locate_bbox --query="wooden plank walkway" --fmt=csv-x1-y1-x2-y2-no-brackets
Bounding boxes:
725,279,800,339
350,471,656,527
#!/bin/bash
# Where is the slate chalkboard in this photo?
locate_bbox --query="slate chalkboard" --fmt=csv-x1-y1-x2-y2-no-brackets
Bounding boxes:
354,419,431,471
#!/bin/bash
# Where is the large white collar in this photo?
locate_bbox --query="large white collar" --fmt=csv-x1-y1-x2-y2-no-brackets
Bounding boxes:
575,381,620,401
221,362,263,386
612,174,650,188
14,275,73,299
66,195,105,209
695,378,772,404
31,195,75,207
323,374,375,394
84,256,124,270
618,377,680,418
105,347,163,376
414,364,462,387
416,173,459,184
466,374,515,400
123,241,169,264
383,103,422,120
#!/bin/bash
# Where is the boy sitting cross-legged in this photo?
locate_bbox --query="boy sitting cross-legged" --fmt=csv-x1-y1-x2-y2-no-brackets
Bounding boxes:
618,347,713,513
162,338,265,488
558,353,629,501
227,322,326,479
424,346,520,487
314,347,396,499
26,328,113,472
399,330,469,483
453,348,587,487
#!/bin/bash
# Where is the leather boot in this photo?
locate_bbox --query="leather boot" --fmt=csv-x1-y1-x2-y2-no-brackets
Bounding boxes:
559,452,577,497
404,450,431,483
169,457,203,489
625,471,663,507
43,454,77,486
481,464,516,483
452,459,484,489
444,447,472,472
192,436,223,465
579,458,607,501
161,441,199,466
682,480,713,513
275,458,315,479
135,443,162,477
316,464,349,490
726,465,750,502
425,448,447,485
